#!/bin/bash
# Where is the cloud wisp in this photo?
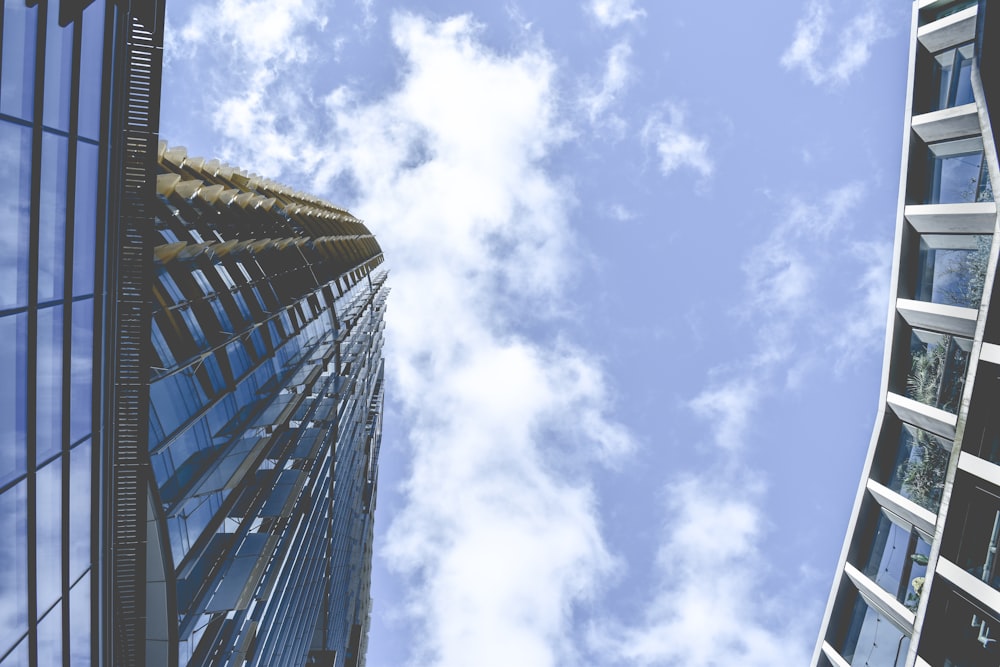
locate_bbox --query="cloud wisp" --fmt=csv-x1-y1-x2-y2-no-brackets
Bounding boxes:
581,40,633,131
642,105,714,180
587,0,646,28
781,1,886,86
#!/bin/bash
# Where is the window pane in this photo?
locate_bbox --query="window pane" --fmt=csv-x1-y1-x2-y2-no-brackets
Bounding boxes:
39,132,69,302
36,305,64,461
906,329,971,414
37,600,62,667
0,480,28,652
69,298,94,444
0,1,38,120
0,635,28,667
915,234,990,308
68,439,91,581
35,458,63,612
73,141,99,297
837,593,909,665
78,0,106,140
0,121,33,310
888,424,951,512
42,0,74,132
68,572,90,665
0,313,28,486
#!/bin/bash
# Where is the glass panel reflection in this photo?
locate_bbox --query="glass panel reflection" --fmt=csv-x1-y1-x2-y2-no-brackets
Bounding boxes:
35,459,62,612
73,141,99,297
860,508,932,606
0,2,38,120
931,42,975,111
906,329,971,414
42,0,74,132
837,594,910,666
78,0,106,140
947,482,1000,592
0,313,28,486
37,600,62,667
36,306,64,461
68,572,90,665
888,424,951,512
915,234,991,308
39,133,69,302
927,149,994,205
70,298,94,444
0,122,33,310
0,480,28,656
68,439,91,581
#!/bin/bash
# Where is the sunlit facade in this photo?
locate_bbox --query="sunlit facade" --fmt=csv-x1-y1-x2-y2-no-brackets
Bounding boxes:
148,144,386,667
814,1,1000,666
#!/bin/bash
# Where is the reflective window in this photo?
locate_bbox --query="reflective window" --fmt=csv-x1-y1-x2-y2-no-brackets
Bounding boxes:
0,1,38,120
69,298,94,444
915,234,991,308
68,572,90,665
919,581,1000,666
0,313,28,485
858,508,931,606
36,306,64,461
931,42,975,111
835,593,910,666
68,439,91,580
943,479,1000,593
0,636,28,667
36,601,61,667
73,141,99,297
42,0,74,132
35,459,62,612
0,122,32,310
78,0,106,140
0,480,28,655
887,424,951,512
926,146,994,205
39,132,69,302
906,329,971,414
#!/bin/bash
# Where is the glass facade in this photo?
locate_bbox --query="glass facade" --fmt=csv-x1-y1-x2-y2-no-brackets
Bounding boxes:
0,0,112,664
148,146,386,667
815,1,1000,665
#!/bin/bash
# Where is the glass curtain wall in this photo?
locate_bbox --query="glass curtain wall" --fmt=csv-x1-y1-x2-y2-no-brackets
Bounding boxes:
0,1,109,665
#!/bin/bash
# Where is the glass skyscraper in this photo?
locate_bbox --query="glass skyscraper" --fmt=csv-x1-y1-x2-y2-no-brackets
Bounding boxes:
1,1,387,666
814,1,1000,665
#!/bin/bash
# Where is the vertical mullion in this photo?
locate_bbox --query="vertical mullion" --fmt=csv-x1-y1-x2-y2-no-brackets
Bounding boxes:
61,12,84,667
27,1,50,666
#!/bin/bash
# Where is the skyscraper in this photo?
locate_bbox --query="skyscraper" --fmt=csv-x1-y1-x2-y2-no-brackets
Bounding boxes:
147,143,386,667
1,1,387,665
814,1,999,665
1,0,165,664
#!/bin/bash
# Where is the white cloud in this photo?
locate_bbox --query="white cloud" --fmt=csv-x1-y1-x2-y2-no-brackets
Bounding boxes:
688,380,760,451
588,0,645,28
781,1,886,86
169,10,632,667
594,476,813,667
642,105,713,179
581,41,633,128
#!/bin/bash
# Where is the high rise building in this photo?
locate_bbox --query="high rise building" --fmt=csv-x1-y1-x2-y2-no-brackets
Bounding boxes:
148,143,386,667
0,1,387,666
1,0,165,664
814,1,999,666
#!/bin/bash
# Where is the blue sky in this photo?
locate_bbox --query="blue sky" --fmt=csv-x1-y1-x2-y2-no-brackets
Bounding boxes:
160,0,912,664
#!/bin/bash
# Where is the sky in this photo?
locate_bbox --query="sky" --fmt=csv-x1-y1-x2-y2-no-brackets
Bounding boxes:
159,1,913,664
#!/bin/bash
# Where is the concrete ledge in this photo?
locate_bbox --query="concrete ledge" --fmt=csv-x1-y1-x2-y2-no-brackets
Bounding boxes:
887,392,958,441
936,557,1000,620
912,103,981,143
845,561,916,634
917,5,977,53
821,642,851,667
958,451,1000,488
981,342,1000,365
867,478,938,540
905,202,998,234
897,298,978,338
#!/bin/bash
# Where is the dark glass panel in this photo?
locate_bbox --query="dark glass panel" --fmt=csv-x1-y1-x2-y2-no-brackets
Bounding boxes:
906,329,971,414
36,305,64,461
35,458,62,611
68,439,90,580
68,572,90,665
0,480,28,656
0,1,38,120
36,600,62,666
887,425,951,512
919,581,1000,666
0,122,32,310
945,481,1000,592
42,0,73,131
39,132,69,301
77,0,106,140
69,298,93,443
73,141,99,297
0,313,28,486
914,235,991,309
